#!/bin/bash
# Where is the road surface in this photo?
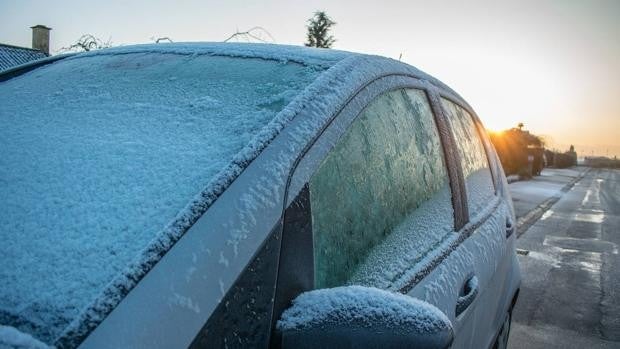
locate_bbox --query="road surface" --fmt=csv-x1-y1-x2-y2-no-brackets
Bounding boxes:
508,168,620,348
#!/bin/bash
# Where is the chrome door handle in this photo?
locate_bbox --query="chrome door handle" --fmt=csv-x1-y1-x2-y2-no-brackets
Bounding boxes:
506,217,515,238
456,275,479,317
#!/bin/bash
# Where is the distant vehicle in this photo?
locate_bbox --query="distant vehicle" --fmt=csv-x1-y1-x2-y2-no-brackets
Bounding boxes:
0,43,520,349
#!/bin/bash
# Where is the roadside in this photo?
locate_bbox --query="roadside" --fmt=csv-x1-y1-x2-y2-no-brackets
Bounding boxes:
510,167,589,235
507,167,620,349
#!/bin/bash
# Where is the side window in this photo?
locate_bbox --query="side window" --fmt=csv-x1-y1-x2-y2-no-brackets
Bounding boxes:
441,98,495,215
309,89,454,289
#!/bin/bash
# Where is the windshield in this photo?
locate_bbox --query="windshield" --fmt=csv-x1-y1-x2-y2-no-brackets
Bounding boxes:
0,51,323,344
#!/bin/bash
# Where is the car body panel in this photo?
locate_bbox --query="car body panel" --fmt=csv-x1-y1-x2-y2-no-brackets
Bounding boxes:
0,43,520,348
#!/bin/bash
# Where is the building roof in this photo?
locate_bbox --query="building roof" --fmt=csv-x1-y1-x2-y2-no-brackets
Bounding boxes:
31,24,52,30
0,43,48,71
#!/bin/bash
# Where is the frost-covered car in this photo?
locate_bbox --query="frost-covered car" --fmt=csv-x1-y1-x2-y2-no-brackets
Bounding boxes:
0,43,520,349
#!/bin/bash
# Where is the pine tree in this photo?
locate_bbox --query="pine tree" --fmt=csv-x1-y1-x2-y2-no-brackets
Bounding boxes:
305,11,336,48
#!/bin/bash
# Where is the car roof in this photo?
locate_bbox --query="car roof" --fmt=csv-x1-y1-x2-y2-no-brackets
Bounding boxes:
75,42,356,68
1,42,465,103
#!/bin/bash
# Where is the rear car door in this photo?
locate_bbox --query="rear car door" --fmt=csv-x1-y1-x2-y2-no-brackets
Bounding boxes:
439,97,512,348
271,76,476,346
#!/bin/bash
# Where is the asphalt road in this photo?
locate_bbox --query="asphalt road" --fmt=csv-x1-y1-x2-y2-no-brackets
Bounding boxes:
508,168,620,348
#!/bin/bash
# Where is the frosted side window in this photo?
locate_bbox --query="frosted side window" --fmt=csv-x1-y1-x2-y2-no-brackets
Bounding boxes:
309,89,453,289
441,99,495,215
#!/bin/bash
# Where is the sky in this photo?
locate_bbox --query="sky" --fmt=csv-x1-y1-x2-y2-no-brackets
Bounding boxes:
1,0,618,157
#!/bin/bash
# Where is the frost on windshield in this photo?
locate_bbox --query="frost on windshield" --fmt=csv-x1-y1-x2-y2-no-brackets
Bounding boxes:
309,89,454,289
0,325,50,349
0,52,324,344
441,99,495,214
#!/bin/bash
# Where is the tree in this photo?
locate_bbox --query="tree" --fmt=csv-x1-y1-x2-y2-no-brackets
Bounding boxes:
489,127,545,177
305,11,336,48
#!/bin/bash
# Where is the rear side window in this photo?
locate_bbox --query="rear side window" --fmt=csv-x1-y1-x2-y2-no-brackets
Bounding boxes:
309,89,454,289
441,98,495,215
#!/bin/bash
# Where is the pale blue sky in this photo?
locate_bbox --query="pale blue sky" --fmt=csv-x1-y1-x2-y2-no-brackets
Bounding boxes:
1,0,619,156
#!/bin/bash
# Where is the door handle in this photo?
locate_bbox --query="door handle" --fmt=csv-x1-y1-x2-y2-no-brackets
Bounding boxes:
506,217,515,238
455,275,479,317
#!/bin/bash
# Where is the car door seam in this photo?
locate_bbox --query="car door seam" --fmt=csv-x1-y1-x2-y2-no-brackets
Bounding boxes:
397,196,502,294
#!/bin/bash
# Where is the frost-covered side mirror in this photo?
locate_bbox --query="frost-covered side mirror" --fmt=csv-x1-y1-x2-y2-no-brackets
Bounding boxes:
276,286,454,349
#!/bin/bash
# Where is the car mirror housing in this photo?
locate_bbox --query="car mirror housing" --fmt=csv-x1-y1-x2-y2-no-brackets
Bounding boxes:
276,286,454,349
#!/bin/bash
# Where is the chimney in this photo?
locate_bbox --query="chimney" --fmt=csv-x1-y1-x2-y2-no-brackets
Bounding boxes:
30,25,52,55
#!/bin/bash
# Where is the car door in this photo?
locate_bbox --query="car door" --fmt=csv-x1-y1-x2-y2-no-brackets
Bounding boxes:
271,76,477,347
437,96,512,348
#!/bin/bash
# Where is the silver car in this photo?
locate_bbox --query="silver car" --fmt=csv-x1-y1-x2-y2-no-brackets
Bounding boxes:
0,43,520,349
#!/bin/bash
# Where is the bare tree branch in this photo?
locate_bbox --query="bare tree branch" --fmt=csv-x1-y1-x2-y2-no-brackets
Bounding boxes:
155,37,173,43
59,34,112,53
223,27,275,43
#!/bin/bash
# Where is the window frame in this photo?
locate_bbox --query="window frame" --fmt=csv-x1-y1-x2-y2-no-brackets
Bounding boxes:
437,91,500,197
283,77,464,230
273,75,465,303
429,91,505,247
307,88,455,289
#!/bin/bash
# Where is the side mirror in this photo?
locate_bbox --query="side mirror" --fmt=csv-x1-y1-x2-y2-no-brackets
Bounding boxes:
276,286,454,349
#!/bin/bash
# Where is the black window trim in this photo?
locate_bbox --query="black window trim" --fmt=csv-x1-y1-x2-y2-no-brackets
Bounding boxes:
190,219,284,348
425,87,469,230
